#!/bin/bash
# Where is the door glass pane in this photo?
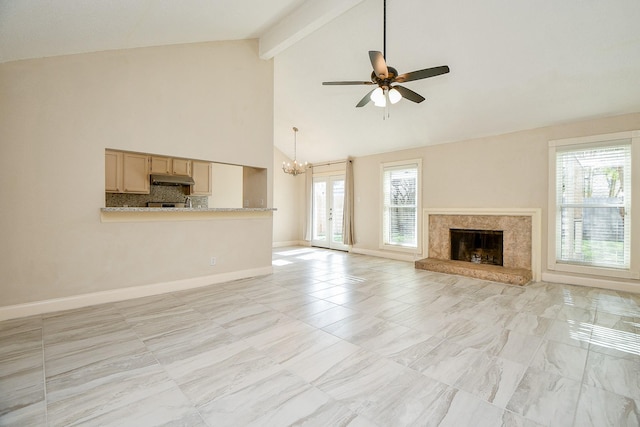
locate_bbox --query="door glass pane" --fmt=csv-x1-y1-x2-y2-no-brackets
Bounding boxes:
332,179,345,244
313,181,327,241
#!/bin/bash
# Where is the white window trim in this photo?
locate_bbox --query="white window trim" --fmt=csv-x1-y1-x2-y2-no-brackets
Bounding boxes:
379,158,422,254
548,130,640,279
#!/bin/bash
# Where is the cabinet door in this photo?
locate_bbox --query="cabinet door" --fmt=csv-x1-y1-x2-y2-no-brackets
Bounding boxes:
150,156,171,174
123,153,150,194
105,150,123,193
172,158,191,176
191,161,212,195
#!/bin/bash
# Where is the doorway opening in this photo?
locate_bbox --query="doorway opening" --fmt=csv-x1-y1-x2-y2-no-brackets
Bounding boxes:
312,175,348,251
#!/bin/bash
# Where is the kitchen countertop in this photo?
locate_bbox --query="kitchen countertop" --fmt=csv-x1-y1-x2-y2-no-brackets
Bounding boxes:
101,207,276,212
100,207,276,222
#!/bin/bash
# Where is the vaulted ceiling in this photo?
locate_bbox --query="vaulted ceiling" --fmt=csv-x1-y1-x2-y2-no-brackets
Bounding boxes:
3,0,640,163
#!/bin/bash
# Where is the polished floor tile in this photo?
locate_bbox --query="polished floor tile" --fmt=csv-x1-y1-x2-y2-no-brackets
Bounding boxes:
454,352,526,408
529,340,588,381
0,322,46,427
507,367,582,426
1,246,639,426
583,351,640,402
356,369,455,427
574,384,640,427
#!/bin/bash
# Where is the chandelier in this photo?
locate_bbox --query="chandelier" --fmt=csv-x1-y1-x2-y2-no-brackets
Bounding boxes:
282,126,307,176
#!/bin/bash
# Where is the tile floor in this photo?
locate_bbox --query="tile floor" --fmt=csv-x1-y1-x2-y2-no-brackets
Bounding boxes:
1,247,639,426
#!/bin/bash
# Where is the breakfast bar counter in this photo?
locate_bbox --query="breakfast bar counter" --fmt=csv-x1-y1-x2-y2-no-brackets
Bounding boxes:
100,207,276,222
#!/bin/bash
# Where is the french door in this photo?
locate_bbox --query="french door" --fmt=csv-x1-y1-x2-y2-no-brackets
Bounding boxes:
311,175,348,250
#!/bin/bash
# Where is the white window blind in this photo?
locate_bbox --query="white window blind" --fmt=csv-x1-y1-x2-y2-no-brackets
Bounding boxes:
555,143,631,269
382,163,418,248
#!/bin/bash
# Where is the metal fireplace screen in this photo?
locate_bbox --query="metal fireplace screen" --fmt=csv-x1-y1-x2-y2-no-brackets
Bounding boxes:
450,229,503,266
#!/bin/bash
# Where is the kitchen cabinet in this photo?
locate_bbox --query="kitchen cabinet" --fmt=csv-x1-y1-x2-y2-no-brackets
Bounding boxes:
123,153,150,194
105,151,150,194
151,156,191,176
172,158,191,176
150,156,171,174
191,161,212,195
105,150,123,193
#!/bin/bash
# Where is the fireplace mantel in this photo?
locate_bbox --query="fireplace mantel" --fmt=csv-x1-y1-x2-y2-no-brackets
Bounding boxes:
420,208,542,282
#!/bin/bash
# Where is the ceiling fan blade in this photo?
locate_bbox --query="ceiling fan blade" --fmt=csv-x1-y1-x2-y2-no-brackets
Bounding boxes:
322,81,375,86
394,65,450,83
393,85,425,103
356,88,376,107
369,51,388,78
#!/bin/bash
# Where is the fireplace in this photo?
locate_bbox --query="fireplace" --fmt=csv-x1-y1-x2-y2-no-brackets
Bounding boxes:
415,208,541,285
450,229,503,266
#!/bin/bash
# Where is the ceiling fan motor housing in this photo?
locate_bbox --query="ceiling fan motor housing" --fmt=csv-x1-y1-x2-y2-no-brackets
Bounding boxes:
371,66,398,89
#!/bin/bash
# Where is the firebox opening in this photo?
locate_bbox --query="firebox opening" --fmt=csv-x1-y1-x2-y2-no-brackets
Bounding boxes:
450,229,504,266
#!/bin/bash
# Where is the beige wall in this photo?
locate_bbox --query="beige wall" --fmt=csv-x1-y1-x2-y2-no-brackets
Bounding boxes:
243,166,268,208
273,147,305,245
351,113,640,287
0,40,274,307
210,163,243,208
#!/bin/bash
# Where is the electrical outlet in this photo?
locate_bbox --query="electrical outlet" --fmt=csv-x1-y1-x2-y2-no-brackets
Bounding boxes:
210,257,216,266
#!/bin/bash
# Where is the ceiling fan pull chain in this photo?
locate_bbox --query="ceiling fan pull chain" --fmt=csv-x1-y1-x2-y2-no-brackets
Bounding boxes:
385,88,389,119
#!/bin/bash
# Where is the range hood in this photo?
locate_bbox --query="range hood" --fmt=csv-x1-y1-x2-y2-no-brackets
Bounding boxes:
150,174,195,186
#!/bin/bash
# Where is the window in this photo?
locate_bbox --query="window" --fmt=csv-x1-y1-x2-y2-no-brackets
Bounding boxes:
381,159,421,251
549,131,639,278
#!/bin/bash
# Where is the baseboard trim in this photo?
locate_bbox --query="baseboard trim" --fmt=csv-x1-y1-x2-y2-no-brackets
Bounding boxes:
0,266,273,321
272,240,307,248
349,247,418,262
542,272,640,294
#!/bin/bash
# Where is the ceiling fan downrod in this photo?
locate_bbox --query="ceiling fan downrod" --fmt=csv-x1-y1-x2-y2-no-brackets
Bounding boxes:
383,0,387,59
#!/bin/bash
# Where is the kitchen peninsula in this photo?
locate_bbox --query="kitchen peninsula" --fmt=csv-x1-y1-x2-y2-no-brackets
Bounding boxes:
100,206,276,222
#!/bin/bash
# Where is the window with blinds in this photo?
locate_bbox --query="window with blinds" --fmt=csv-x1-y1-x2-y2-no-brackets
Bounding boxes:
555,142,631,269
382,161,420,249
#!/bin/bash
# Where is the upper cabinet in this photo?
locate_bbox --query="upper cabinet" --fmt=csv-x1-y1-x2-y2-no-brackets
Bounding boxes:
150,156,171,174
105,150,123,193
122,153,150,194
150,156,191,176
172,158,191,176
191,161,212,196
106,151,150,194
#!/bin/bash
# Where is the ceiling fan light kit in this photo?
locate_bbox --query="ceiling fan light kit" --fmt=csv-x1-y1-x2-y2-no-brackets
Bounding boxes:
322,0,450,110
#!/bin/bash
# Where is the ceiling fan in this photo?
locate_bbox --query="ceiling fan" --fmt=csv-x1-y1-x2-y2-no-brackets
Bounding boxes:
322,0,450,108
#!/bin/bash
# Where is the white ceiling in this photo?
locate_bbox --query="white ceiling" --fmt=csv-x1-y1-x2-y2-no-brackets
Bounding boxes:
2,0,640,163
0,0,308,62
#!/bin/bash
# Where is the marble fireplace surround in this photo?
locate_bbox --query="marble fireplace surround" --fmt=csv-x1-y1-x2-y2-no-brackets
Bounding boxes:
418,208,542,283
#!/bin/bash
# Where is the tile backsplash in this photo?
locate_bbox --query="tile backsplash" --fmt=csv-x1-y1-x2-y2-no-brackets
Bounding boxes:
106,185,208,208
